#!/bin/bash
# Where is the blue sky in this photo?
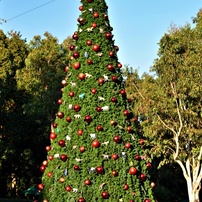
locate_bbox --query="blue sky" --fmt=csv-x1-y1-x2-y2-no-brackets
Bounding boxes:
1,0,201,75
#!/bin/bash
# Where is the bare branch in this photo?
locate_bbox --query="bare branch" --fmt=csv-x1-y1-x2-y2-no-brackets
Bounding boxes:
133,83,145,100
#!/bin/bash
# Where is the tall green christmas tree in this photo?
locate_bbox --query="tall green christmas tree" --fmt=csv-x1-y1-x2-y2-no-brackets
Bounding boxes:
39,0,155,201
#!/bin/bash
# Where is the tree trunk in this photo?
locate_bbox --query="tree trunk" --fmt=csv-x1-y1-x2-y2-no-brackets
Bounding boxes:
187,180,200,202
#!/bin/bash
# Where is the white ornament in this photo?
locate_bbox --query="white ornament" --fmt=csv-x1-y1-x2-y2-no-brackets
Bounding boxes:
54,154,60,158
102,141,109,145
68,104,73,109
102,154,109,159
99,28,104,33
103,74,109,81
85,73,92,78
121,152,126,157
72,188,78,193
70,81,76,86
95,52,103,57
79,28,83,33
102,106,109,111
74,114,81,119
66,135,71,141
86,27,93,32
90,167,95,172
98,96,105,101
90,133,96,139
72,145,77,149
75,158,83,162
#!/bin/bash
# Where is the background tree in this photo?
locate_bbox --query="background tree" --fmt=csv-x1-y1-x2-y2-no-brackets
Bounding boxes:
40,0,155,201
126,10,202,202
0,30,71,198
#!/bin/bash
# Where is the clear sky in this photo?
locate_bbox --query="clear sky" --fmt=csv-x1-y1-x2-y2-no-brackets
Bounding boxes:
1,0,201,75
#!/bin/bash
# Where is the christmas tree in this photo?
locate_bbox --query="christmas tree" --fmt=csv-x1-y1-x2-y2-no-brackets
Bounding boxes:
39,0,155,201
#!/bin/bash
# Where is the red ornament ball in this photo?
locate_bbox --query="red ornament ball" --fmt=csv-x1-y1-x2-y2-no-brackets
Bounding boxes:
92,140,100,148
125,142,131,149
65,185,72,192
57,98,62,105
86,40,92,46
123,184,129,190
84,179,91,185
60,154,67,162
87,59,93,65
50,132,57,140
38,183,44,190
77,129,83,136
58,139,65,147
112,170,118,176
107,64,114,71
111,153,119,160
93,12,99,18
57,111,64,119
84,115,92,123
66,117,72,123
144,199,151,202
77,17,84,24
96,106,102,112
97,125,103,131
46,145,51,152
73,52,80,59
79,146,85,153
73,62,80,69
72,33,78,40
92,44,100,52
74,165,79,170
78,198,86,202
69,91,75,97
70,45,75,51
113,135,122,143
105,32,112,40
47,172,52,178
78,73,86,80
79,6,83,11
101,191,109,199
91,88,97,94
98,78,104,85
40,165,46,172
120,89,126,96
123,109,130,116
74,104,81,112
96,166,104,174
129,167,137,175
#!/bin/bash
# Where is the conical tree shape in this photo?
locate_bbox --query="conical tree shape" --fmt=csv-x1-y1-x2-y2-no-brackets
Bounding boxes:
40,0,155,201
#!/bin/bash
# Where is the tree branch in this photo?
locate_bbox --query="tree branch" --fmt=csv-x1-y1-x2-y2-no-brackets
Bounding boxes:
133,83,145,100
175,159,189,179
